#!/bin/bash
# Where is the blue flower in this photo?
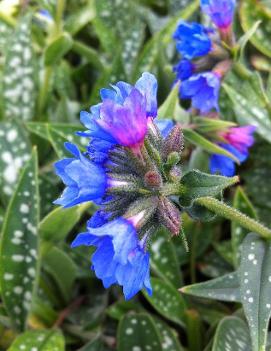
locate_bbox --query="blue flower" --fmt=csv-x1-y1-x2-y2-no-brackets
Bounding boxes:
87,138,114,164
174,59,195,81
54,143,107,207
173,21,212,60
201,0,236,30
180,72,220,114
210,143,248,177
79,73,158,150
155,119,175,138
71,216,152,300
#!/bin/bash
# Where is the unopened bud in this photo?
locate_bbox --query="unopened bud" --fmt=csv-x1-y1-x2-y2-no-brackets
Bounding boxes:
125,197,158,229
157,197,181,236
162,125,184,160
169,166,182,182
213,59,233,78
144,170,162,190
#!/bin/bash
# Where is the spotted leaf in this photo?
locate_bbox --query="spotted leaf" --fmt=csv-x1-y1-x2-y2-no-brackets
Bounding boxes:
7,329,65,351
0,148,39,331
143,278,186,327
2,14,36,121
0,121,31,202
239,233,271,351
212,316,251,351
231,187,258,268
181,272,241,302
150,227,183,288
118,313,163,351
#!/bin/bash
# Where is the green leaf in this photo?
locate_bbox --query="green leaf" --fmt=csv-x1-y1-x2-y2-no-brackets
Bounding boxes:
150,227,183,288
2,14,36,120
183,129,240,163
0,19,12,51
44,32,73,66
237,20,261,61
0,121,31,201
26,122,87,157
231,187,258,268
212,316,251,351
155,318,185,351
118,313,163,351
65,0,96,35
107,300,142,321
223,71,271,144
240,0,271,58
158,82,188,121
194,117,236,133
43,247,77,303
239,233,271,351
0,149,39,331
7,330,65,351
179,170,239,208
181,272,241,302
143,278,186,326
39,203,90,244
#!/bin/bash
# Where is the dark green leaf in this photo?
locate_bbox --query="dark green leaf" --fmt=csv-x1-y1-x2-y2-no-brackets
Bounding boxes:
179,170,238,208
143,278,186,326
118,313,163,351
44,32,73,66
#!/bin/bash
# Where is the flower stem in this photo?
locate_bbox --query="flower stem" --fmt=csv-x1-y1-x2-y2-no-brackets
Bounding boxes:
196,197,271,239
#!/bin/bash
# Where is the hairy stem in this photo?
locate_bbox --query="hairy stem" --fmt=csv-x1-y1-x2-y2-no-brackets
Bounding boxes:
196,197,271,239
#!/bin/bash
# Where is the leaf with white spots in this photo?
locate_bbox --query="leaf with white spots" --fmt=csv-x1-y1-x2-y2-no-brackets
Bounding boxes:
212,316,252,351
0,121,31,201
118,313,163,351
95,0,145,77
240,0,271,58
231,187,258,268
143,278,186,327
150,227,183,288
239,233,271,351
7,329,65,351
223,72,271,144
0,20,12,52
181,272,241,302
155,318,184,351
2,14,36,121
0,148,39,331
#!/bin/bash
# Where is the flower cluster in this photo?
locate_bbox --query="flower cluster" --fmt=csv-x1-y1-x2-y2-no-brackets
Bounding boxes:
172,0,256,176
54,73,184,299
173,0,236,114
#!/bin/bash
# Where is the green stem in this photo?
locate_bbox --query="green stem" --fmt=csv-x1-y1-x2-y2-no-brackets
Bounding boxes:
55,0,66,36
38,66,53,117
185,309,202,351
196,197,271,239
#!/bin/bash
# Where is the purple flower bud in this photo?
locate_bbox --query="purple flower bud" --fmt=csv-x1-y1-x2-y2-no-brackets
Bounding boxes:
173,21,212,60
180,72,221,114
201,0,236,30
158,197,181,236
220,125,256,154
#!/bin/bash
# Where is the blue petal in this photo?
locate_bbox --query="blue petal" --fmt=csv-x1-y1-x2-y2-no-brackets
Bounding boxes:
135,72,158,117
155,119,175,138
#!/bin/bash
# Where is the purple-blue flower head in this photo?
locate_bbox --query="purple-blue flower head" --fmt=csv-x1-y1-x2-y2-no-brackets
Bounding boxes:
174,59,195,81
201,0,236,30
180,72,221,114
173,21,212,60
71,216,152,300
54,143,107,207
79,73,158,151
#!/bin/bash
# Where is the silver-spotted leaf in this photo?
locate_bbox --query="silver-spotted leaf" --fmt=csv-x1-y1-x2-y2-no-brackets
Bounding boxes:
239,233,271,351
0,149,39,331
212,316,251,351
2,14,36,120
118,313,163,351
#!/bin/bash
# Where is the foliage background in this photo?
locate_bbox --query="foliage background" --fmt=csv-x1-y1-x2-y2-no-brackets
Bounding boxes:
0,0,271,350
